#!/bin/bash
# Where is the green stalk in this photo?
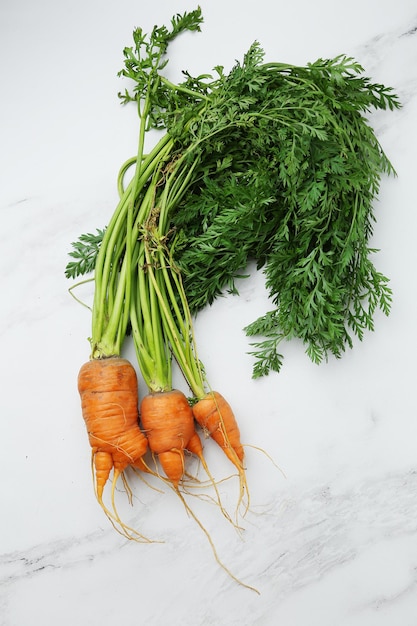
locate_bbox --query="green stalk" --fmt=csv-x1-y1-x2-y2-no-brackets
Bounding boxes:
144,242,205,397
127,163,175,391
130,245,155,380
129,152,210,398
159,76,211,102
90,131,174,358
130,241,172,392
127,149,205,398
126,152,207,395
157,248,206,398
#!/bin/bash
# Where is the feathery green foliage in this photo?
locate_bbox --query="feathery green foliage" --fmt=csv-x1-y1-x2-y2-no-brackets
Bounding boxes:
66,8,399,376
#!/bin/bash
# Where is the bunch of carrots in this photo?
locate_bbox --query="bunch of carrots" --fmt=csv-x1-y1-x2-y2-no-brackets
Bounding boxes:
67,8,398,591
77,125,248,530
71,9,255,591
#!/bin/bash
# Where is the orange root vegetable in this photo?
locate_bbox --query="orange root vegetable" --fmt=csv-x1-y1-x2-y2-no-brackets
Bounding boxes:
186,430,205,459
78,357,150,539
78,357,148,471
193,391,249,516
140,389,199,488
93,450,114,501
192,391,244,468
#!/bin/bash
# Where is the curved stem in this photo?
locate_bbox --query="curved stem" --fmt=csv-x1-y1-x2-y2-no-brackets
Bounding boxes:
117,155,142,198
160,76,211,102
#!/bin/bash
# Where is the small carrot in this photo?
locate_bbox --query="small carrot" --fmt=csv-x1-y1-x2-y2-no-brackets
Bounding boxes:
140,388,197,488
192,391,248,514
78,356,151,539
192,391,244,468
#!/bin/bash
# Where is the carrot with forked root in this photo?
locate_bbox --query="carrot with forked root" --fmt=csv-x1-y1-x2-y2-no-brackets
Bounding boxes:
140,389,195,488
78,357,151,540
78,358,147,465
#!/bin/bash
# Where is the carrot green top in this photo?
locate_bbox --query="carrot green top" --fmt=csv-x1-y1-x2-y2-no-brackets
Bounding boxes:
66,7,399,380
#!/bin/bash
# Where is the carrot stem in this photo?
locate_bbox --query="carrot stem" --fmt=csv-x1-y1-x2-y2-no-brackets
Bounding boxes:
90,130,173,358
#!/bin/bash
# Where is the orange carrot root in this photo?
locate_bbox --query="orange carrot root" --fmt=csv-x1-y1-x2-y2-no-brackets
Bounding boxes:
158,449,185,487
192,391,244,467
78,357,151,539
140,389,202,488
192,391,249,516
93,450,113,501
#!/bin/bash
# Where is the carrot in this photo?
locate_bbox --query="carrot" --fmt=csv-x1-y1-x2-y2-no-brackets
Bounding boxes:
192,391,249,515
192,391,244,468
140,389,197,488
78,356,151,540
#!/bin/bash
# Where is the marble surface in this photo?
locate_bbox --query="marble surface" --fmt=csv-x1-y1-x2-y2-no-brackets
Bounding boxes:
1,0,417,623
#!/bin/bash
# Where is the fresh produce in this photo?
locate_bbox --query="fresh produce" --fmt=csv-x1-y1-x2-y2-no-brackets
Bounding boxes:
168,52,398,376
192,392,244,469
140,389,198,487
77,357,149,539
66,6,399,588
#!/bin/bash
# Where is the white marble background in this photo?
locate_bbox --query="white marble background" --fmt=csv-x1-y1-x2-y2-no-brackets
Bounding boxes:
1,0,417,624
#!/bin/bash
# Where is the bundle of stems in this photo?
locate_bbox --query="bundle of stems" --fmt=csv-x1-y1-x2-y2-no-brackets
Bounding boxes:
68,6,399,569
128,159,248,501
